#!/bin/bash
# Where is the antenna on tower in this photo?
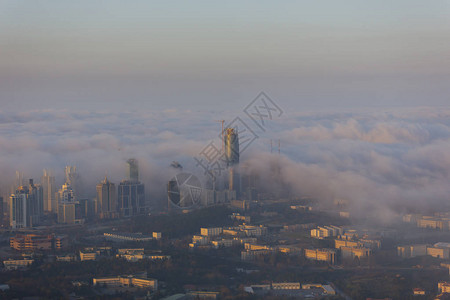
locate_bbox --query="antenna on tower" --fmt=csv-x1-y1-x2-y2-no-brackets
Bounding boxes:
270,139,273,153
278,139,281,155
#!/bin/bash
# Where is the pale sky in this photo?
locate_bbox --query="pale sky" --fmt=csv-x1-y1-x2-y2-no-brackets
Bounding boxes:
1,1,450,112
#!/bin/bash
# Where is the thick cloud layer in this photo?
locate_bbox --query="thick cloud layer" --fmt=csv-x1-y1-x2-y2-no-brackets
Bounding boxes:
256,108,450,223
0,107,449,220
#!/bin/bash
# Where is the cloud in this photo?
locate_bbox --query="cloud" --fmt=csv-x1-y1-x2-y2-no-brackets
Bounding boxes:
0,107,449,219
281,116,438,144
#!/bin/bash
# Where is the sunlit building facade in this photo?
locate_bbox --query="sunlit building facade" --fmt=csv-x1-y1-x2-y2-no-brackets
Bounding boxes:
96,176,117,219
10,179,43,229
41,169,56,213
56,167,78,224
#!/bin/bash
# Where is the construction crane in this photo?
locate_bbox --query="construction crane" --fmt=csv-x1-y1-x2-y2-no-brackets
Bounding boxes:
215,120,225,153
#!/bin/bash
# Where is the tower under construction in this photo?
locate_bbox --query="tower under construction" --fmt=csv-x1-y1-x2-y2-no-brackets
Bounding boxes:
224,127,240,197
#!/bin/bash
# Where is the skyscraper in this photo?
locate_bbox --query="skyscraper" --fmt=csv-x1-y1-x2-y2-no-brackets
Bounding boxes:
56,183,74,203
10,179,43,229
118,159,146,217
41,169,56,213
10,192,28,229
56,182,76,224
56,167,78,224
28,179,44,224
96,176,117,219
11,171,24,195
64,166,77,186
58,202,75,224
64,166,80,198
225,128,239,167
127,158,139,182
224,128,240,197
118,181,145,217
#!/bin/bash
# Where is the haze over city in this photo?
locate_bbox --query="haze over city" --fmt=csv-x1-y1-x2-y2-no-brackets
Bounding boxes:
1,1,450,299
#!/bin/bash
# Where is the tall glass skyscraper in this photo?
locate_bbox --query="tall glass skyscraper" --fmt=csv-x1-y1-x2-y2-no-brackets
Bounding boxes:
10,179,43,229
41,169,56,213
10,192,28,229
56,182,75,224
64,166,80,199
224,128,240,197
96,176,117,219
56,166,78,224
118,159,146,217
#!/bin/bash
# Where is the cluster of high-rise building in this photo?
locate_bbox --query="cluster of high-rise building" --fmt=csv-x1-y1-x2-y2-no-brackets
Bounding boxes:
7,159,147,229
117,159,146,216
10,179,43,228
56,166,79,224
96,159,146,219
167,127,244,211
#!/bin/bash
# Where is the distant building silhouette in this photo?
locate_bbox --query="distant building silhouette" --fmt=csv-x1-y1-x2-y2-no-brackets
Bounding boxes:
118,181,145,217
64,166,80,198
11,171,24,195
41,169,56,213
56,183,74,203
56,182,75,224
118,159,146,217
127,159,139,182
96,176,118,219
10,179,43,229
64,166,77,186
56,166,81,224
225,128,241,198
58,202,75,224
10,192,29,229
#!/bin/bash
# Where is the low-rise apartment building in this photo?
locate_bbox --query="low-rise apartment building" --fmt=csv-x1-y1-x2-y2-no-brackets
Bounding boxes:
200,227,223,237
10,234,67,251
311,225,343,239
3,259,34,270
304,248,336,264
341,246,371,259
93,275,157,290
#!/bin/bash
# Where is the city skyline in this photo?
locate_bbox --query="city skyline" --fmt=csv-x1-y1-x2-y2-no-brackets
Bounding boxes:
1,2,449,216
0,105,449,224
1,2,450,298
